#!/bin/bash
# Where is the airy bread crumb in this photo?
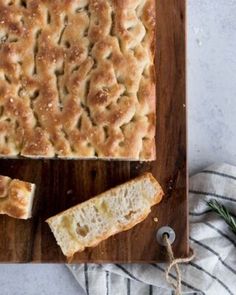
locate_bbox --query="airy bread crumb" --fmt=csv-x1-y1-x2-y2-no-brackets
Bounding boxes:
46,173,163,258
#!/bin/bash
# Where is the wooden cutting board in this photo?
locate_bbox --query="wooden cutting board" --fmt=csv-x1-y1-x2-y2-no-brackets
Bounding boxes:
0,0,187,263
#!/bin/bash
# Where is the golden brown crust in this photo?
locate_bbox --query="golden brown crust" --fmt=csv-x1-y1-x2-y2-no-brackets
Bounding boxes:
0,0,156,160
0,175,35,219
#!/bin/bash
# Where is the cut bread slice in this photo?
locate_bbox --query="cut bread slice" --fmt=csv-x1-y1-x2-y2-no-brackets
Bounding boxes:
46,173,164,258
0,175,36,219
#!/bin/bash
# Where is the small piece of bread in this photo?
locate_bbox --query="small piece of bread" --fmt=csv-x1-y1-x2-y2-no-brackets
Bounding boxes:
46,173,163,258
0,175,36,219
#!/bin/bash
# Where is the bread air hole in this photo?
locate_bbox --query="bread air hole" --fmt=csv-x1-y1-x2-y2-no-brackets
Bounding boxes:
64,41,71,48
75,5,88,13
101,201,108,213
76,223,89,237
124,211,136,220
103,126,109,140
4,136,9,144
0,106,4,117
47,10,51,24
20,0,27,8
30,89,39,100
4,74,11,84
93,206,99,213
0,34,8,43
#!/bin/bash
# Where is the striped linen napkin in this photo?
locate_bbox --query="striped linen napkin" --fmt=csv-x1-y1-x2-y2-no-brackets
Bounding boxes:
68,163,236,295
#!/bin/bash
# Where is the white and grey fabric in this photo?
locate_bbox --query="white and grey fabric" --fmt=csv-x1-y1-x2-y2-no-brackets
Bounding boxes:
68,163,236,295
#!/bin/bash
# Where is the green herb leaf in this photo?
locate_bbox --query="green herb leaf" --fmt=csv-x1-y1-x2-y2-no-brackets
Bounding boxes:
208,199,236,236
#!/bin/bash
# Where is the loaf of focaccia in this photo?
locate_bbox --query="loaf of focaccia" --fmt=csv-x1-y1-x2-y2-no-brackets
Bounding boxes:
0,0,156,160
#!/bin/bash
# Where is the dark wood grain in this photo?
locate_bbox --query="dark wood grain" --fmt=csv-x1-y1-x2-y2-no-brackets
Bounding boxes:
0,0,188,263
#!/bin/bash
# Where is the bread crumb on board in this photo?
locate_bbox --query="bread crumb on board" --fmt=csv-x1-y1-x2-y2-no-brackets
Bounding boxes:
153,217,159,223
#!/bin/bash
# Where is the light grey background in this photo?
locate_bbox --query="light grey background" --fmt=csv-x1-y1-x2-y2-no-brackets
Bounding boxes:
188,0,236,174
0,1,236,294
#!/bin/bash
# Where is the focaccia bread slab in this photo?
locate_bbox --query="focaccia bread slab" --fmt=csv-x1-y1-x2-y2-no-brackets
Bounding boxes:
46,173,163,258
0,175,35,219
0,0,156,160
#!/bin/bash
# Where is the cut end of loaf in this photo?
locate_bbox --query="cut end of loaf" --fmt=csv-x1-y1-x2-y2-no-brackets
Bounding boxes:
0,176,36,219
46,173,163,258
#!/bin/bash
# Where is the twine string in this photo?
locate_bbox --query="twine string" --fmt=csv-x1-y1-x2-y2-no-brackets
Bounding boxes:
163,233,195,295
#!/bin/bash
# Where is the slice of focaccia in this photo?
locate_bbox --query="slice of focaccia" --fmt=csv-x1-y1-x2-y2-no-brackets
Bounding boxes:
46,173,163,258
0,176,36,219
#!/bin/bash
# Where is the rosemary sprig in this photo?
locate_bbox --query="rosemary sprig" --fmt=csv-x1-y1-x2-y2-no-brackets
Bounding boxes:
208,199,236,236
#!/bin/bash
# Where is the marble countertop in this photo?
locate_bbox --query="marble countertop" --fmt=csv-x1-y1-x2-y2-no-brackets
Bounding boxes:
1,1,236,294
